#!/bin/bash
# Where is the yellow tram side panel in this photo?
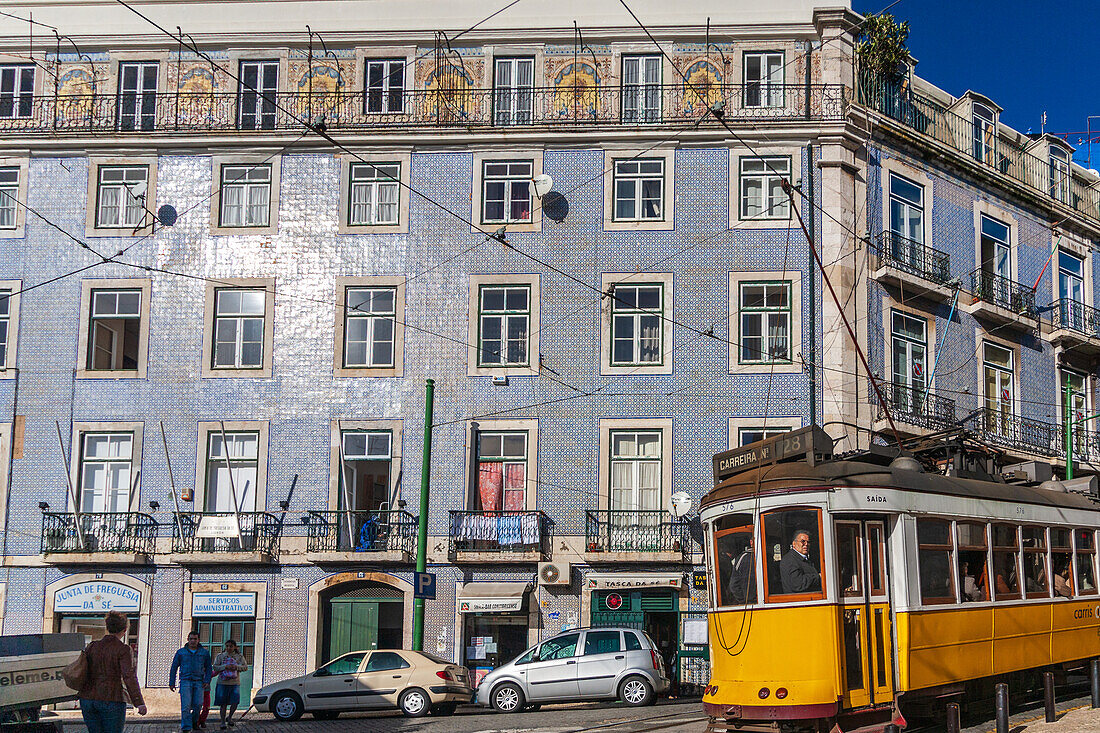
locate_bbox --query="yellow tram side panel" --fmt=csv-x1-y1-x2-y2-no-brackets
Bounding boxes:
706,605,842,707
897,600,1100,692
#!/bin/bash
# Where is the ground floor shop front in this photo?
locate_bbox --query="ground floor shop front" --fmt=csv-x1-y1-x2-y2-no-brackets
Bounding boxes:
3,564,707,713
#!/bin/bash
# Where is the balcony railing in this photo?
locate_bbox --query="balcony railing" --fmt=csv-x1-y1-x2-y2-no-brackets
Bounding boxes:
448,510,550,558
305,509,416,555
858,73,1100,225
875,381,957,431
0,84,845,135
978,410,1062,457
40,511,157,555
969,269,1036,316
172,511,282,556
871,231,952,285
585,510,689,561
1051,298,1100,338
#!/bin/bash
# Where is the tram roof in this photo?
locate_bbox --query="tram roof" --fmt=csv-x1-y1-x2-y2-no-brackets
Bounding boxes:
702,458,1100,514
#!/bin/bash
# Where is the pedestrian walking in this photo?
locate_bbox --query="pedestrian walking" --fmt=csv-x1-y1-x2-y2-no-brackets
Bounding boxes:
212,639,248,729
76,610,147,733
170,631,213,733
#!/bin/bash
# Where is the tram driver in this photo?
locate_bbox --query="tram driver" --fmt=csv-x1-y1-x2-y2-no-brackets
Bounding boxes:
780,529,822,593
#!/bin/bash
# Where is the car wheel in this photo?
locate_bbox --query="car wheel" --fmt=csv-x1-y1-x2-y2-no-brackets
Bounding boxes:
619,676,654,707
399,687,431,717
431,703,457,716
312,711,340,720
270,691,304,722
491,682,525,713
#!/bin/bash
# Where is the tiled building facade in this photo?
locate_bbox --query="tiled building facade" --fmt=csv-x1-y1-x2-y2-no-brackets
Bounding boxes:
0,0,1097,712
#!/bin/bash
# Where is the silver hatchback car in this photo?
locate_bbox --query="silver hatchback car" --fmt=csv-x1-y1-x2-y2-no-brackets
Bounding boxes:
475,627,670,712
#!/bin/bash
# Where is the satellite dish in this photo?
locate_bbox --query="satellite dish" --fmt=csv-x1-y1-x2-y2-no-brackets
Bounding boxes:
156,204,178,227
129,181,148,198
532,174,554,199
670,491,693,518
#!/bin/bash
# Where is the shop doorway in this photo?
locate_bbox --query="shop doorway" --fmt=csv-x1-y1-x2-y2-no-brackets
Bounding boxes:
590,589,681,682
194,619,255,694
320,582,403,663
57,615,140,709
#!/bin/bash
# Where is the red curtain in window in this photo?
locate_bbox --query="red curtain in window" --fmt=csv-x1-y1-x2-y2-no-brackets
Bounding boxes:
503,463,525,510
477,462,502,511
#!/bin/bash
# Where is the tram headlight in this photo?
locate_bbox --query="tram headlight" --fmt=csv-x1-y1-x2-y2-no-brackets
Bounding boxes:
758,687,770,699
775,688,788,699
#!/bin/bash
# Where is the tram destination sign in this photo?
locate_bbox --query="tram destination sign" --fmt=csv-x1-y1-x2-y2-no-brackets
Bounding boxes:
712,426,832,484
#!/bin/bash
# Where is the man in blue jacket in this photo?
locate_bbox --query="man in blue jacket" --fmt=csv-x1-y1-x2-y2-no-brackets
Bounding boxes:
170,631,213,732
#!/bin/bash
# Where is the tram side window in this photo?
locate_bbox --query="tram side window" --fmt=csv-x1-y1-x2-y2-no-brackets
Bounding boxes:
956,522,989,602
1052,528,1074,598
762,508,824,601
917,518,955,604
992,524,1021,600
1075,529,1097,596
836,522,862,598
1021,526,1049,598
715,513,756,606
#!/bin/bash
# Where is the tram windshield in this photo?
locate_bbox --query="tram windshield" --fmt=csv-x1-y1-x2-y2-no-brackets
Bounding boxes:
762,508,824,601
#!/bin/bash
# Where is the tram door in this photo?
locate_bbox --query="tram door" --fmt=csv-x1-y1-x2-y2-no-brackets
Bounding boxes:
835,519,894,709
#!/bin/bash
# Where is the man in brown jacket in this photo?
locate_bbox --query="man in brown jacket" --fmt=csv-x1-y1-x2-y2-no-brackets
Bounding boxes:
78,610,147,733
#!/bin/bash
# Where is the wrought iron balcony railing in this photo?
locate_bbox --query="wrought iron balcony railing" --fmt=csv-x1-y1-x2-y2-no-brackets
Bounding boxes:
0,84,845,135
171,511,282,556
1051,298,1100,339
875,381,957,431
305,509,416,555
585,510,689,561
448,510,550,558
871,231,952,285
858,73,1100,225
969,269,1036,316
978,409,1062,457
41,511,157,555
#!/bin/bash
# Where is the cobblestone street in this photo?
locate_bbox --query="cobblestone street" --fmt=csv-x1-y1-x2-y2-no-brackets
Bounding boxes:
53,700,707,733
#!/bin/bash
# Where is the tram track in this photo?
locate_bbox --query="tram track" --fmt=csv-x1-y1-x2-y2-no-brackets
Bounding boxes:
562,708,708,733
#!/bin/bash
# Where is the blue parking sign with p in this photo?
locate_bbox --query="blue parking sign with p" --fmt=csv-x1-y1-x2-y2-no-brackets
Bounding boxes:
414,571,436,600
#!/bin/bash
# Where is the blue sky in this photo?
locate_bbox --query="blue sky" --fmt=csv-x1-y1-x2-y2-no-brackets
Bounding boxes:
852,0,1100,168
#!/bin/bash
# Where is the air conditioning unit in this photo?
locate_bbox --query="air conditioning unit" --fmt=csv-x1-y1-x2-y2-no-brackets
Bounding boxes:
538,562,571,586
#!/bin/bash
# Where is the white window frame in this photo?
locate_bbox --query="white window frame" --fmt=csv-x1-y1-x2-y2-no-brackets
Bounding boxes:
76,278,152,379
86,158,157,238
493,56,535,126
0,65,34,119
742,51,784,109
603,148,675,232
598,418,672,514
612,158,665,222
729,270,802,375
0,279,20,374
364,58,406,114
982,340,1016,437
739,155,791,220
466,274,540,377
116,60,160,131
328,419,403,511
210,156,281,235
480,160,533,224
0,167,18,231
343,287,396,368
194,421,268,513
471,151,543,233
337,153,410,235
94,165,150,230
201,278,275,378
1050,147,1071,204
67,421,144,514
972,102,997,165
219,164,271,228
333,276,405,378
621,54,662,123
599,272,673,375
477,284,531,368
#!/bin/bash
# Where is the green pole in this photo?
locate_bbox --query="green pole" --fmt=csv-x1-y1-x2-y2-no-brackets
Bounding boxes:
1066,382,1074,481
412,378,434,652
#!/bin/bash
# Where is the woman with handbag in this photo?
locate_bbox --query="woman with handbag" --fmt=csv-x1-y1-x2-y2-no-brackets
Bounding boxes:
76,610,147,733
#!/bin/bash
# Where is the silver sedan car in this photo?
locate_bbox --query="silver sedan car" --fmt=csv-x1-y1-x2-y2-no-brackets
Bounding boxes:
475,627,670,712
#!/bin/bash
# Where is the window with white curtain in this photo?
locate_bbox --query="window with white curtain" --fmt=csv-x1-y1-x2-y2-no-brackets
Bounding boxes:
0,167,18,229
0,288,10,365
493,57,534,126
739,281,791,363
205,432,259,513
219,164,271,227
610,430,662,513
77,433,134,514
348,163,400,226
612,159,664,221
740,156,790,219
95,166,149,229
611,284,662,365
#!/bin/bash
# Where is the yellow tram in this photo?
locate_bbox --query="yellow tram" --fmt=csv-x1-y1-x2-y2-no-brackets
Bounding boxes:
701,427,1100,732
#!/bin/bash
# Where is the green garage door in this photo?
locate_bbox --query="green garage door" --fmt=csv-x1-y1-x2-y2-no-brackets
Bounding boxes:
324,585,403,663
